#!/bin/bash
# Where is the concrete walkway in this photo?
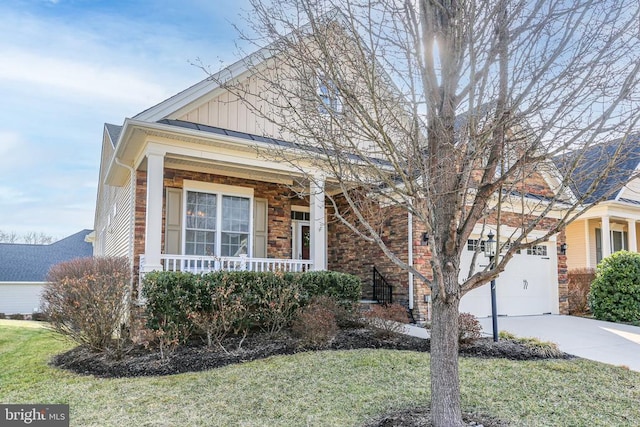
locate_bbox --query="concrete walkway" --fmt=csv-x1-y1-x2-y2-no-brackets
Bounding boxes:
478,314,640,371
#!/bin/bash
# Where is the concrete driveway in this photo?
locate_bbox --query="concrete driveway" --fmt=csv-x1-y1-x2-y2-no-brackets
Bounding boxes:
477,314,640,371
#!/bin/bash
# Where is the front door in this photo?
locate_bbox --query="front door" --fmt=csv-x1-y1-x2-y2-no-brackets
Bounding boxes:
293,221,311,260
301,224,310,260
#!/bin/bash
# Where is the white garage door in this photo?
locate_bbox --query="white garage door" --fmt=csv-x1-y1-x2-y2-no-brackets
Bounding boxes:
459,240,559,317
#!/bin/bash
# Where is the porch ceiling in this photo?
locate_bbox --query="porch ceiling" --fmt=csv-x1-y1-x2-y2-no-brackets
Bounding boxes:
161,155,296,185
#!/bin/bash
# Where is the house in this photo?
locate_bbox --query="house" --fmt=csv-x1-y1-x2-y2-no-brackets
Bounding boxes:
93,34,570,322
0,230,93,315
563,136,640,270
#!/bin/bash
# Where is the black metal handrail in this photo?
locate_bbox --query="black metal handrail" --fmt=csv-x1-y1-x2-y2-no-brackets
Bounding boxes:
372,266,393,304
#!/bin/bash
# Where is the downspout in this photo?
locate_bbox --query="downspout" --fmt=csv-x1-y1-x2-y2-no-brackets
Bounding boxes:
408,211,414,312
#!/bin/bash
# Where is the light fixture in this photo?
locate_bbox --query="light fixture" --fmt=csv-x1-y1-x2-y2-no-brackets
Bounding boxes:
560,243,567,255
421,232,430,246
484,230,497,258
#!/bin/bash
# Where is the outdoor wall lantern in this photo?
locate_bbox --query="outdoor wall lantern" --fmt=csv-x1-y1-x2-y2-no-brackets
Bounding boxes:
484,230,498,342
421,232,430,246
560,243,567,255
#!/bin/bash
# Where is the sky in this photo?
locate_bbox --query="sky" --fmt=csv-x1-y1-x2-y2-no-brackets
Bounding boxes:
0,0,251,241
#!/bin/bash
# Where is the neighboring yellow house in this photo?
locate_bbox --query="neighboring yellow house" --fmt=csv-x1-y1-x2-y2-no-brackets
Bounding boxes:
564,136,640,270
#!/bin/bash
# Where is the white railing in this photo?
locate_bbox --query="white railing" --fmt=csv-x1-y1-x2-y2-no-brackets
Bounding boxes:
140,254,313,275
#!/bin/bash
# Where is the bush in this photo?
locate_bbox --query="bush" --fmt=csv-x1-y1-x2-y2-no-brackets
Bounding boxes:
141,271,199,357
458,312,482,344
288,271,362,307
568,268,595,315
363,303,409,337
589,251,640,323
41,257,130,351
141,270,362,344
291,296,338,348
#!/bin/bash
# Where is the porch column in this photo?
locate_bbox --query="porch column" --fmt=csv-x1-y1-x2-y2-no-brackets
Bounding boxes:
628,219,637,252
584,220,591,268
310,175,326,270
601,216,611,259
143,150,165,272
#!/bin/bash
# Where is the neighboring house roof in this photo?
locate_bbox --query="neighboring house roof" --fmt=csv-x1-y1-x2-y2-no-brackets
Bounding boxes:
105,123,123,148
0,230,93,282
557,135,640,203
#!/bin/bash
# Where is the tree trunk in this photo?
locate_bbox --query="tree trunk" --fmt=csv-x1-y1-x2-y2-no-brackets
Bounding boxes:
430,284,464,427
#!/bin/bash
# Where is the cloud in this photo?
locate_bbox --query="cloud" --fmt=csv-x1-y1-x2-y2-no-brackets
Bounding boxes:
0,50,170,106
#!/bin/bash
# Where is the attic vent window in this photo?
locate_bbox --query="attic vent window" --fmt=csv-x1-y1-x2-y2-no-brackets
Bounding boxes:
317,74,343,114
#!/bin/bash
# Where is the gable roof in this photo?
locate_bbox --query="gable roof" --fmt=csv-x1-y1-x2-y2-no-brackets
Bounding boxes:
0,230,93,282
556,134,640,204
105,123,123,147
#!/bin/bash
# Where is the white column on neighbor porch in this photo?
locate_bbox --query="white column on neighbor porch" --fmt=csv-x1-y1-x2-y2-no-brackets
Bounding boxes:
309,175,326,270
601,216,611,259
143,150,165,272
628,219,637,252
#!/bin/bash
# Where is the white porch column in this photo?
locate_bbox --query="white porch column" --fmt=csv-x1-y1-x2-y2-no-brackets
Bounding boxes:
584,220,591,268
143,150,165,272
628,219,637,252
601,216,611,259
310,175,326,270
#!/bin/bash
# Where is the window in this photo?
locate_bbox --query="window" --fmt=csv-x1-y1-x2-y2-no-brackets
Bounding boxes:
185,190,250,257
317,75,343,114
291,210,310,221
527,245,547,256
595,228,628,263
467,239,486,252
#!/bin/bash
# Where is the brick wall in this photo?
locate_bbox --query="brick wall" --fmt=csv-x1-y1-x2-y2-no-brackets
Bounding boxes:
133,168,298,289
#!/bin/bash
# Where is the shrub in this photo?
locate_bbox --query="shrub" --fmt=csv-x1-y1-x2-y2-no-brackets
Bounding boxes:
252,273,303,335
189,277,251,351
41,256,130,351
8,313,25,320
458,312,482,344
498,331,563,358
291,296,338,348
363,303,409,337
141,271,199,357
568,268,596,315
589,251,640,323
288,271,362,307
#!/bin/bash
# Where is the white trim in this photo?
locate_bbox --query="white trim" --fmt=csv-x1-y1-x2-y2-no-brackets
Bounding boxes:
133,47,272,122
584,219,591,268
292,220,311,260
182,181,254,258
291,205,310,213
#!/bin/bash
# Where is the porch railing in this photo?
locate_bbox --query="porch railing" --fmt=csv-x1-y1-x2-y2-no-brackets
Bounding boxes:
372,266,393,304
140,254,313,275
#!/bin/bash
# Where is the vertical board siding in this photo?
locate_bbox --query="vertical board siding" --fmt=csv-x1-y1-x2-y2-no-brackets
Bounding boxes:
0,283,45,314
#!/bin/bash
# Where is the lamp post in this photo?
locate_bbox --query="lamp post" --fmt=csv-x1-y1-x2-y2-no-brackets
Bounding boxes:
484,231,498,342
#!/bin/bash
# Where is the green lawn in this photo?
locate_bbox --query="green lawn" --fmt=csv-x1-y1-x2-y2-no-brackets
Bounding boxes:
1,324,639,426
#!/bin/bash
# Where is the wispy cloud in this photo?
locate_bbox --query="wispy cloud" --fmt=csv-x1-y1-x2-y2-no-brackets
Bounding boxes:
0,1,248,239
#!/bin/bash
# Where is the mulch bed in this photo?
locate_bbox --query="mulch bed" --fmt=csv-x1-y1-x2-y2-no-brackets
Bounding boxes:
50,327,574,426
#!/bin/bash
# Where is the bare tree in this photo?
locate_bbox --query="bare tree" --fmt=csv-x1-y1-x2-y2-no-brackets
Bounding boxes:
214,1,640,425
0,230,19,243
20,232,54,245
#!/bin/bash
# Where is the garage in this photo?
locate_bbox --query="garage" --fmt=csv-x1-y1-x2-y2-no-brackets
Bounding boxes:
458,238,559,318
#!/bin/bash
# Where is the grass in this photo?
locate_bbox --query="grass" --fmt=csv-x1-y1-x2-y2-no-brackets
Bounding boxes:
1,324,640,426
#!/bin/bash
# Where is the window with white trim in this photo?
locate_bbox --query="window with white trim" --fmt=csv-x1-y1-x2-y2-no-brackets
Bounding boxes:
317,74,343,114
185,190,250,257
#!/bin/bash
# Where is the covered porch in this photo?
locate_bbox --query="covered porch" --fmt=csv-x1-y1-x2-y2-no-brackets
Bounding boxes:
137,145,329,277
